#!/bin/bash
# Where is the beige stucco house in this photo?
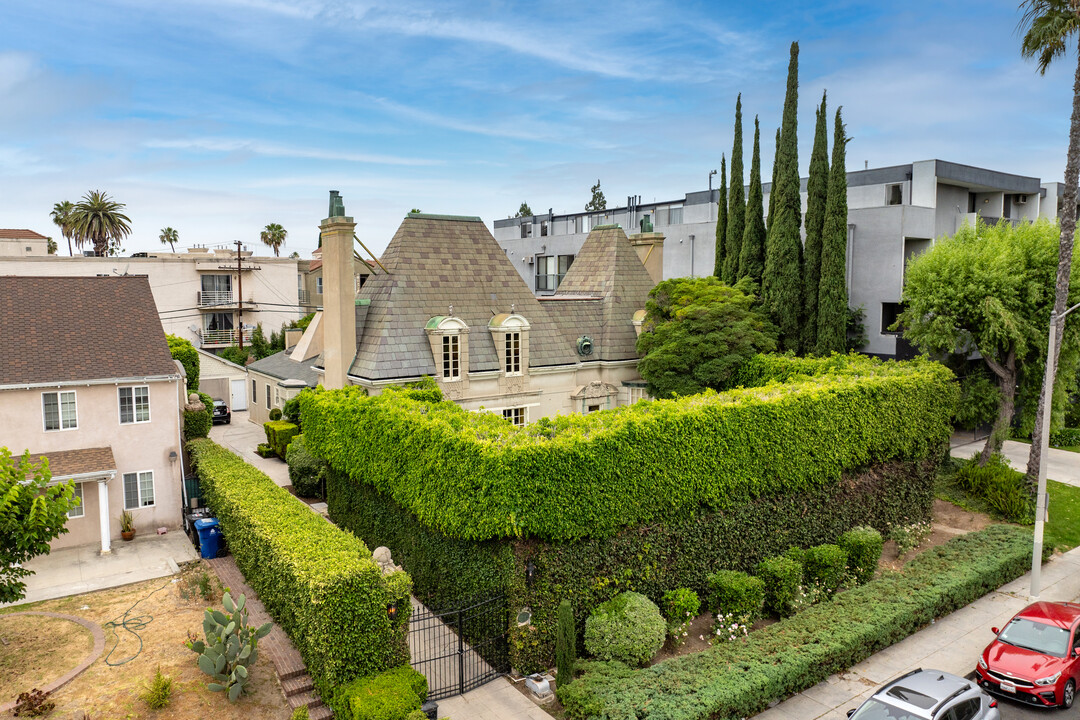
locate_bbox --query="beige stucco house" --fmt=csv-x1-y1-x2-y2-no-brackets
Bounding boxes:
248,203,654,423
0,229,50,257
0,276,185,553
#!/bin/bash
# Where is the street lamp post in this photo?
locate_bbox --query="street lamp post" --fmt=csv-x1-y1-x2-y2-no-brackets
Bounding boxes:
1030,301,1080,600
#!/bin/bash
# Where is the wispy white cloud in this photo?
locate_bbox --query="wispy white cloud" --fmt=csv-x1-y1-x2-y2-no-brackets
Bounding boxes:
143,137,440,166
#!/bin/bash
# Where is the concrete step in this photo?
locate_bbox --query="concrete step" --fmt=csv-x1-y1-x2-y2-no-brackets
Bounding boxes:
308,704,334,720
288,691,317,709
281,674,314,697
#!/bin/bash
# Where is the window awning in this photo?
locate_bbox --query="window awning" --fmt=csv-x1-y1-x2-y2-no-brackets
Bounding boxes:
24,447,117,484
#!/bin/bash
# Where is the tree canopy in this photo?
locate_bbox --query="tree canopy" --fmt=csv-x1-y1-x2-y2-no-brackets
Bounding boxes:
515,202,533,218
1,449,77,603
69,190,131,257
636,276,777,399
585,180,607,212
261,223,287,257
160,226,178,252
898,218,1080,462
50,200,75,256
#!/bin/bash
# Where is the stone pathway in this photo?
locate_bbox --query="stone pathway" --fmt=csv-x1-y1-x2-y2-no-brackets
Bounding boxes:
208,556,331,720
437,677,557,720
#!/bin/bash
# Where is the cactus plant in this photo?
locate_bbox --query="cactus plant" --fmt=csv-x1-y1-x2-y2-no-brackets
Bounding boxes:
186,591,272,701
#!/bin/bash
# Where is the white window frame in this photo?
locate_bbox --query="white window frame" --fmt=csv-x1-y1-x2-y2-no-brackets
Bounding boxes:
502,407,527,426
118,385,151,425
442,334,460,381
504,331,522,375
316,276,323,295
123,470,155,510
42,390,78,432
67,482,85,519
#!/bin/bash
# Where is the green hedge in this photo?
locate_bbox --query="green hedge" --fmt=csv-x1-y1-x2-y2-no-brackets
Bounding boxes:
838,527,884,585
706,571,764,619
287,435,327,499
330,665,427,720
187,439,411,697
264,420,300,460
184,409,211,440
328,456,939,673
756,556,802,617
167,334,199,392
303,354,956,542
802,544,848,596
558,524,1039,720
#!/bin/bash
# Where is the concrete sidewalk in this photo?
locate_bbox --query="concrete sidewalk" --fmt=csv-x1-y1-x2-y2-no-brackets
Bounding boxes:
754,546,1080,719
950,439,1080,488
208,409,291,487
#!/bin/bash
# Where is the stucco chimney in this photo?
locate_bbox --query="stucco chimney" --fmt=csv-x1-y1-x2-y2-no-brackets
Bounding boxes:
319,191,357,389
627,230,665,286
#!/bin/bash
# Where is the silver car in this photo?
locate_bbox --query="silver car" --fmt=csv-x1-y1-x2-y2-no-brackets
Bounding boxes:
847,668,1001,720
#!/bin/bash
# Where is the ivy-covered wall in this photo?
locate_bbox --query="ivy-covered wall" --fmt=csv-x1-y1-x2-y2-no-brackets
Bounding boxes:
303,354,957,543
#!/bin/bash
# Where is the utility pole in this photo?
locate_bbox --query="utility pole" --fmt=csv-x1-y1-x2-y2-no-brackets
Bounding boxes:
235,240,244,350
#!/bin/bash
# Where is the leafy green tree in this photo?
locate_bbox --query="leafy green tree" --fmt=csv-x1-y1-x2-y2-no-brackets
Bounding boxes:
1,449,77,603
69,190,131,257
722,95,745,284
515,202,533,218
220,345,251,366
585,180,607,211
636,276,777,399
762,42,803,352
50,200,75,256
714,154,727,278
159,226,178,253
816,107,850,355
1019,0,1080,479
250,323,271,359
261,223,287,257
167,334,200,391
46,237,57,255
897,219,1079,464
802,91,830,353
738,117,767,286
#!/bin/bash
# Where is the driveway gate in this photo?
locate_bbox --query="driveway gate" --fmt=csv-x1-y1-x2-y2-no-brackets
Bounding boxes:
408,595,510,700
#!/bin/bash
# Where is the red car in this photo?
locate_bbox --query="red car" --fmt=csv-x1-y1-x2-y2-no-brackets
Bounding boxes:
975,601,1080,709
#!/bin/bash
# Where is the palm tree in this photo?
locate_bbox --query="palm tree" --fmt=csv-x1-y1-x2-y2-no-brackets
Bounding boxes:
69,190,131,257
260,223,287,257
50,200,75,256
159,227,178,253
1019,1,1080,480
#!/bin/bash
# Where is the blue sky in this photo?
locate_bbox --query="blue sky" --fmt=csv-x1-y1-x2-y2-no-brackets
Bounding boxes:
0,0,1073,256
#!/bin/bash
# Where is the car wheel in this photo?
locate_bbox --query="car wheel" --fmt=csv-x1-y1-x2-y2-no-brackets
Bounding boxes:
1063,679,1076,709
226,418,231,424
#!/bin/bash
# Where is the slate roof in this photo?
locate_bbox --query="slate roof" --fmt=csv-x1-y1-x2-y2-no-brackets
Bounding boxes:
247,351,322,387
549,225,654,361
0,276,179,386
0,229,48,240
26,447,117,479
348,215,578,380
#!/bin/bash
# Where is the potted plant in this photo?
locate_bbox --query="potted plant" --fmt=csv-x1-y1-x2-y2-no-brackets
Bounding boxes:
120,510,136,541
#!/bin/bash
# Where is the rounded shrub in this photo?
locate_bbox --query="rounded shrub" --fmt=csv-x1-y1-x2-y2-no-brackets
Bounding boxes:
838,526,883,584
660,588,700,625
707,570,765,620
803,544,848,596
583,592,665,668
756,556,802,617
270,408,283,421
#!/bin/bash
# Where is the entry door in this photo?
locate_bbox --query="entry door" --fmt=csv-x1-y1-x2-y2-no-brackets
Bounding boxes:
230,379,248,411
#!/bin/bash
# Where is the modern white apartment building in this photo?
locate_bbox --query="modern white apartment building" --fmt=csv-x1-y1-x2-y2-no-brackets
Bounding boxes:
494,159,1066,358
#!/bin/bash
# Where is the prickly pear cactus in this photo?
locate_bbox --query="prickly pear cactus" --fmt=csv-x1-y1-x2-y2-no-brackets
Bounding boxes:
186,591,272,701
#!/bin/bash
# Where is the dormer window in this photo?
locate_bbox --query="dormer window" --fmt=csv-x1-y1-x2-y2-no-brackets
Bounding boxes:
443,334,460,380
425,315,469,383
505,332,521,374
489,313,530,378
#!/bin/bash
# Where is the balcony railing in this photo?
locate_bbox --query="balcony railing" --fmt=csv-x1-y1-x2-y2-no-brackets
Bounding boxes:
298,289,309,305
199,328,253,346
198,290,234,307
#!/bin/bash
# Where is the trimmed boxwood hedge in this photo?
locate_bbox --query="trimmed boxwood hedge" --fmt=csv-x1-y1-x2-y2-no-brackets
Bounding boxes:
303,354,957,542
330,665,427,720
264,420,299,460
327,455,939,673
557,524,1040,720
187,439,411,697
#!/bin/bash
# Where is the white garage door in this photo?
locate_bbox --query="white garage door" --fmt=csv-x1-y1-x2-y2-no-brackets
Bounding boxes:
230,378,248,411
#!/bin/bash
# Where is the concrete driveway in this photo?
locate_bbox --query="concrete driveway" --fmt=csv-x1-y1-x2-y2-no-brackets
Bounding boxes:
208,410,291,487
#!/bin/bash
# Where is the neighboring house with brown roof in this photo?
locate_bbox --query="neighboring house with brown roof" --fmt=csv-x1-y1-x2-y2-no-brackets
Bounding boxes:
0,229,50,257
0,276,185,554
249,211,654,424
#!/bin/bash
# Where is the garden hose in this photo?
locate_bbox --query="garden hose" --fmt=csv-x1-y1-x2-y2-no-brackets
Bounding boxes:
101,579,173,666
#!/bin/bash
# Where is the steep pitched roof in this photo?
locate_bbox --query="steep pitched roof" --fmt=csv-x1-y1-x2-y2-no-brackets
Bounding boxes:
0,229,48,240
551,225,654,361
0,276,178,386
348,215,578,380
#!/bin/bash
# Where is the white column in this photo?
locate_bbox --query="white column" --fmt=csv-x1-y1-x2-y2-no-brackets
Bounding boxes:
97,477,112,555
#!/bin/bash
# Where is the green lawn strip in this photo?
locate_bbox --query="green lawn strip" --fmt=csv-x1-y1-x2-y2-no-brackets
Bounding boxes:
558,525,1035,720
1047,480,1080,552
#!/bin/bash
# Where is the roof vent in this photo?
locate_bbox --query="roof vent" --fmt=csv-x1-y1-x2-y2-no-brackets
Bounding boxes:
577,336,593,356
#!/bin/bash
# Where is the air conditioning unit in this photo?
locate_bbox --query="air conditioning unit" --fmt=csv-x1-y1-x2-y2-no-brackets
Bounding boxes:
1016,194,1028,205
523,255,534,264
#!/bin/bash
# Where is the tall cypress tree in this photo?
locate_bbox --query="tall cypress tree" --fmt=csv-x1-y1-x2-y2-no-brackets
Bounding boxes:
767,127,780,234
722,94,744,284
816,107,850,355
801,91,830,353
714,154,727,278
762,41,803,352
738,116,766,285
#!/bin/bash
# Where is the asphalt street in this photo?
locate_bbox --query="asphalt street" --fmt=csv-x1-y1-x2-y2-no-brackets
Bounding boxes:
961,672,1062,719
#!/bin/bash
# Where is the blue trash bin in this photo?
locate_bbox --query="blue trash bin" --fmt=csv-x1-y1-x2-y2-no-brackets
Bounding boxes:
194,518,222,559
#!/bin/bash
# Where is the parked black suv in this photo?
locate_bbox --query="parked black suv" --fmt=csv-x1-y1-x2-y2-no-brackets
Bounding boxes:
212,399,231,425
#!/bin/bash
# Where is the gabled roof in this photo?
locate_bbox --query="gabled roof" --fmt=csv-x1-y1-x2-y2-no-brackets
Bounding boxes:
348,215,577,380
0,229,48,240
248,350,322,387
550,225,654,361
0,276,178,386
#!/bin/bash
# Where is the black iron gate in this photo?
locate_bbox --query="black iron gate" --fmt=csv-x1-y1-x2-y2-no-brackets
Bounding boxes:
409,596,510,700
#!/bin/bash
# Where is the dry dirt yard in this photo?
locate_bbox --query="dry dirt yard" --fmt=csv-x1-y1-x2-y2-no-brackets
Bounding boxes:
0,562,291,720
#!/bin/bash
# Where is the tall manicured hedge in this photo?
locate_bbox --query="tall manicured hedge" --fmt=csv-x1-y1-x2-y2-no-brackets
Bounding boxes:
303,354,956,542
287,434,328,498
263,420,299,460
558,525,1039,720
328,456,939,673
187,439,411,697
